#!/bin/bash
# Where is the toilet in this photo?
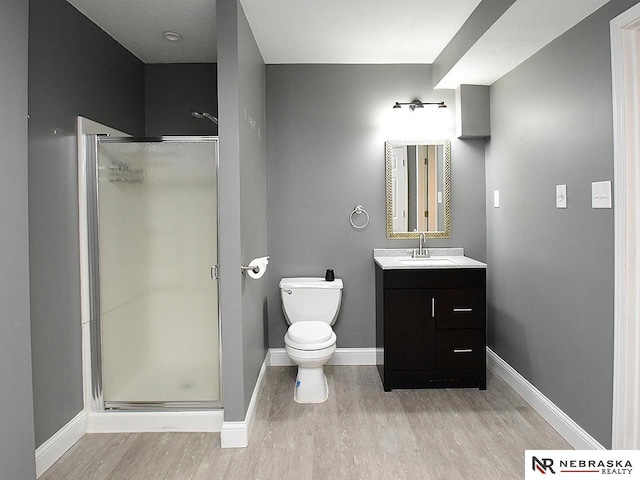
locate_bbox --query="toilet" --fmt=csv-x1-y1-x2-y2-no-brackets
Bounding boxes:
280,277,343,403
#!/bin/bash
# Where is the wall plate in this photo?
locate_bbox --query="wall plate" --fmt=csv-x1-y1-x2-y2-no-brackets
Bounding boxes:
556,184,567,208
592,181,612,208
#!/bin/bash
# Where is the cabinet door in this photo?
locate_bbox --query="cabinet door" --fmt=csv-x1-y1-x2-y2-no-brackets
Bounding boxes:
384,289,435,371
435,288,486,329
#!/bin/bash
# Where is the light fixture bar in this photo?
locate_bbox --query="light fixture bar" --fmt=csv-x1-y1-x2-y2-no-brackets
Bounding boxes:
393,99,447,111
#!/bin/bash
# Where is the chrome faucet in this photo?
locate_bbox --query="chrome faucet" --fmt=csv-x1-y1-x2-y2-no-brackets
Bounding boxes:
413,233,430,258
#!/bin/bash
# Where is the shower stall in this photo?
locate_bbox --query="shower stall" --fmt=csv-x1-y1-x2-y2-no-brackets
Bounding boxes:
85,136,221,411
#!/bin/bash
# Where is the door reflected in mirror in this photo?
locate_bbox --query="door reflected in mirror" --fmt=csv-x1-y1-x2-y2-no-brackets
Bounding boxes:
385,139,451,239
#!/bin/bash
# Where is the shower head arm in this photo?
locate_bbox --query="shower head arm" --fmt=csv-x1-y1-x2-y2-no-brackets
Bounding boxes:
190,111,219,125
202,112,218,125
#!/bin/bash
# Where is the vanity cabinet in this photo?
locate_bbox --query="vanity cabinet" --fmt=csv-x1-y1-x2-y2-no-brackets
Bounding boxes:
375,266,486,391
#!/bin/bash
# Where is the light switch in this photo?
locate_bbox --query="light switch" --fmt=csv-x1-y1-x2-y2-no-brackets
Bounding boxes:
556,185,567,208
437,191,443,204
493,190,500,208
592,181,612,209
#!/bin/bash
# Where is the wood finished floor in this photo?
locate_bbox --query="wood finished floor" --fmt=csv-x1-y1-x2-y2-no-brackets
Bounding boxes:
41,366,571,480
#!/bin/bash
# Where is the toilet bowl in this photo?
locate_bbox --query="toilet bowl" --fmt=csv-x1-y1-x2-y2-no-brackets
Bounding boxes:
280,277,343,403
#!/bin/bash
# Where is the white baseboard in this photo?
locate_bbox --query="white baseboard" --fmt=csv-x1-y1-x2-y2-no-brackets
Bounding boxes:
36,411,87,478
486,348,605,450
87,410,223,433
41,347,598,470
269,347,379,367
220,421,249,449
221,352,270,448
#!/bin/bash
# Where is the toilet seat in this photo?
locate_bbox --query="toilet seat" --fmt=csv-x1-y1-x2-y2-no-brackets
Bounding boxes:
285,321,336,351
288,321,332,343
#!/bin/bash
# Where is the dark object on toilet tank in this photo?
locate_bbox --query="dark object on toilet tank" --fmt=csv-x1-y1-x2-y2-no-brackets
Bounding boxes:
325,269,335,282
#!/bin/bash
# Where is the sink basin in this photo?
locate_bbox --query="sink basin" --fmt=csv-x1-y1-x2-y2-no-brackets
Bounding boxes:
397,257,455,266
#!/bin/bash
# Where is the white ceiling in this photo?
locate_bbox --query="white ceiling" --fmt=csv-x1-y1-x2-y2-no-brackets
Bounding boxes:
240,0,482,64
65,0,611,87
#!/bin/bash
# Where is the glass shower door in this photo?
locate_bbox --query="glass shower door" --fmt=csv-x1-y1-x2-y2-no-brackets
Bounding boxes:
91,137,220,408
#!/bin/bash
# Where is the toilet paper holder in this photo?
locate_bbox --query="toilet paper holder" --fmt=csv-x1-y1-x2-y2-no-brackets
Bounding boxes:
240,255,270,275
240,264,261,274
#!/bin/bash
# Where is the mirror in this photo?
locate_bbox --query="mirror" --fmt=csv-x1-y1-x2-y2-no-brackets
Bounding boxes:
385,139,451,239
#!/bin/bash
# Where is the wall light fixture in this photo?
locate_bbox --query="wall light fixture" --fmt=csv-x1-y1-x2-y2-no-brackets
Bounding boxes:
393,99,447,111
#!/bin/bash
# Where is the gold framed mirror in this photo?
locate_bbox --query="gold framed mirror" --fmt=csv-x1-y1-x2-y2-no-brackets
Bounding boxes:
385,139,451,239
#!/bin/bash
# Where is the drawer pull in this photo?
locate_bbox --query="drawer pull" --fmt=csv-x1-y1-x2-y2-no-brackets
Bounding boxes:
453,308,473,312
453,348,473,354
431,298,435,318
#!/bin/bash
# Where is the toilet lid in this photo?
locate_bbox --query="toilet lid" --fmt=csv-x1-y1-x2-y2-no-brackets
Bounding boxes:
287,321,333,344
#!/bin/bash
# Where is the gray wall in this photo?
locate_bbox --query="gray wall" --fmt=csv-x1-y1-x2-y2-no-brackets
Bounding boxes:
145,63,218,136
0,0,37,477
217,0,268,421
486,0,640,448
266,64,487,348
238,3,269,413
28,0,145,447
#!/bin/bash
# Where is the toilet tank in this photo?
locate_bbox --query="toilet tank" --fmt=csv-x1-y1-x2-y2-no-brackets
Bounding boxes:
280,277,343,325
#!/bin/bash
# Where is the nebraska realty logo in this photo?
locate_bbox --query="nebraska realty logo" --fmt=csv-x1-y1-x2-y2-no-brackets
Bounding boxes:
525,451,640,479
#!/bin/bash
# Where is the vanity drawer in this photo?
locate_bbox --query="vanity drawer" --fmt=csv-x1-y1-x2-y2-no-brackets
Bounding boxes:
435,289,486,329
383,268,485,289
436,329,485,370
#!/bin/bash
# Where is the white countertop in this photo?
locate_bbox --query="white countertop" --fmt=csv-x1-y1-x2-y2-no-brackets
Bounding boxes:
373,248,487,270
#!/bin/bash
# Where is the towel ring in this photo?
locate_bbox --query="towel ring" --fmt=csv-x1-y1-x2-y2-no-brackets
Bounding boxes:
349,205,369,230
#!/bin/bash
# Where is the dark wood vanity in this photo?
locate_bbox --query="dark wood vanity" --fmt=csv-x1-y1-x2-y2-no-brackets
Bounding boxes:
375,265,487,391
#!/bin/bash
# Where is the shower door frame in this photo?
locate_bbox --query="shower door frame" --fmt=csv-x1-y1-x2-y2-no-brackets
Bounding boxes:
85,135,222,411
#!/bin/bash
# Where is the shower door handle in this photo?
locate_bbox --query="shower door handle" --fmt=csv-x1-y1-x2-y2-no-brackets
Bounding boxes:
211,265,220,280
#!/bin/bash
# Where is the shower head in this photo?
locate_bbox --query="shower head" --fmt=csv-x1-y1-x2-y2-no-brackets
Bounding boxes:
190,111,219,125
